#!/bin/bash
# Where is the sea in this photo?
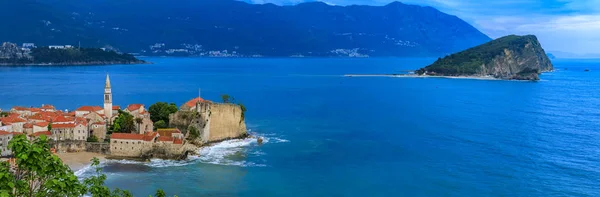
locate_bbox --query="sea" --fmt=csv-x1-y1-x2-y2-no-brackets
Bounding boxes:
0,57,599,196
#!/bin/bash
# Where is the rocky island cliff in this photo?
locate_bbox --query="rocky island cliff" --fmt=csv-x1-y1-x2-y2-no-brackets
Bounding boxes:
416,35,553,80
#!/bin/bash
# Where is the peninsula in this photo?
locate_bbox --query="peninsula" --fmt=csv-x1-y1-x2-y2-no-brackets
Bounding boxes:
416,35,554,81
0,42,145,65
0,74,247,165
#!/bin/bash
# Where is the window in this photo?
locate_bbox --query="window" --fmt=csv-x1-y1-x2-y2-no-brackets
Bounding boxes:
113,141,117,143
105,95,110,100
114,147,117,149
132,147,134,150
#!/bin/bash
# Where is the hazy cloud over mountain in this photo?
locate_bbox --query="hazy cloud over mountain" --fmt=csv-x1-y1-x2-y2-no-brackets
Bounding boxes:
244,0,600,54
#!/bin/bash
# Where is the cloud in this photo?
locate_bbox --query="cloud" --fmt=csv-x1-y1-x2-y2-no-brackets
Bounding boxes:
242,0,600,54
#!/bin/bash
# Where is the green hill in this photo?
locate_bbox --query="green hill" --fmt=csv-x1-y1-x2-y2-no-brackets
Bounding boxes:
416,35,553,80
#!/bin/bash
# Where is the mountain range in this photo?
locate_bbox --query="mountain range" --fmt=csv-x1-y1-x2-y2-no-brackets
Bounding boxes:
1,0,491,57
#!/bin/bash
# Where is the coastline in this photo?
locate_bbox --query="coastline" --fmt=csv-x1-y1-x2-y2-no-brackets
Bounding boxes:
0,61,149,66
344,74,500,80
57,152,106,172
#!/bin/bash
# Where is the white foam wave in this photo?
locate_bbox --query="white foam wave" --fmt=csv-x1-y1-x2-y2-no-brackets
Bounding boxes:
74,134,289,174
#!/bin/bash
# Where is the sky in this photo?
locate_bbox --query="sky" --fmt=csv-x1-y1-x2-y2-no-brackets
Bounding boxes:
245,0,600,54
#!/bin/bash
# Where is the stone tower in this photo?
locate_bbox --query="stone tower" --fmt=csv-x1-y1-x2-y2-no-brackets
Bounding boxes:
104,74,113,118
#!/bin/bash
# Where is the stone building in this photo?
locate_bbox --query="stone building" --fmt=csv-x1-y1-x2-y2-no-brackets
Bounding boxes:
91,121,107,141
157,128,184,139
23,123,33,135
177,97,247,143
0,130,14,156
0,116,26,133
41,104,56,112
0,131,23,156
33,122,49,133
51,122,88,141
110,132,157,157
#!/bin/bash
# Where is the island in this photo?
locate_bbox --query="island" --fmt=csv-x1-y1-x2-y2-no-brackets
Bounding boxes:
416,35,554,81
0,42,145,65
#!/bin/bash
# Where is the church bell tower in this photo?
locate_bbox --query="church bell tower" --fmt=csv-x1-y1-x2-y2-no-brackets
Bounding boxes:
104,74,113,118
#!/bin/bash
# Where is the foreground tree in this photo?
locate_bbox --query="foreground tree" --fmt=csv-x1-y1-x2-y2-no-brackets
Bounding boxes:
1,134,87,196
0,134,175,197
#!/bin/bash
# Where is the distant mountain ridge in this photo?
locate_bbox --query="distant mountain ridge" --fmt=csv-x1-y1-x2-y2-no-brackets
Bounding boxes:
1,0,491,57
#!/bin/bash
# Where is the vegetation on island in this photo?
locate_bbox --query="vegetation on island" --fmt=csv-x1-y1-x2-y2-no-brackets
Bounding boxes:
149,102,178,128
87,135,100,143
0,135,176,196
109,110,135,133
416,35,546,76
0,44,145,65
30,48,144,64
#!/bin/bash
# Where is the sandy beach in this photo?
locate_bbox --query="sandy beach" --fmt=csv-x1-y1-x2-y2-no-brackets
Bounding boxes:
57,152,106,171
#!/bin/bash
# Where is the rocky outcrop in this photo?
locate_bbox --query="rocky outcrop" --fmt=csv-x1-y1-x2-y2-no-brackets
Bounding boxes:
417,35,553,81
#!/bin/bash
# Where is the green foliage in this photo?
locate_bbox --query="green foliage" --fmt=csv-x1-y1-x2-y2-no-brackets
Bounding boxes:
239,103,247,121
0,112,9,117
31,48,143,64
221,94,231,103
0,135,170,196
188,126,200,140
155,189,166,197
149,102,178,126
1,134,87,196
84,158,134,197
154,120,168,129
47,123,52,131
110,110,136,133
87,135,99,142
418,35,540,76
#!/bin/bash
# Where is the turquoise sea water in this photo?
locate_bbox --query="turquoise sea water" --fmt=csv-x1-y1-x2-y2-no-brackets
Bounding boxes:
1,57,600,196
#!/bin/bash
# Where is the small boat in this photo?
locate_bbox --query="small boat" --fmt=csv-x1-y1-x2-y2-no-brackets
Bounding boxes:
584,69,590,72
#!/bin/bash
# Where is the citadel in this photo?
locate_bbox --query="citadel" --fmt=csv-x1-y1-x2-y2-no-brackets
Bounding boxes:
0,75,247,159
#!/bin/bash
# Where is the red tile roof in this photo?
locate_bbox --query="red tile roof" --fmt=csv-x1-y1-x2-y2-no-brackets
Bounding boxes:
76,106,103,112
66,111,76,117
31,131,52,137
111,133,145,140
157,128,182,138
11,106,29,111
1,116,26,123
143,132,158,141
41,105,55,110
92,121,106,125
51,123,75,129
13,132,24,136
112,106,120,110
30,108,41,113
158,136,174,142
35,122,50,127
0,130,11,136
173,138,183,144
127,104,144,111
52,116,73,123
23,123,33,128
185,97,211,107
